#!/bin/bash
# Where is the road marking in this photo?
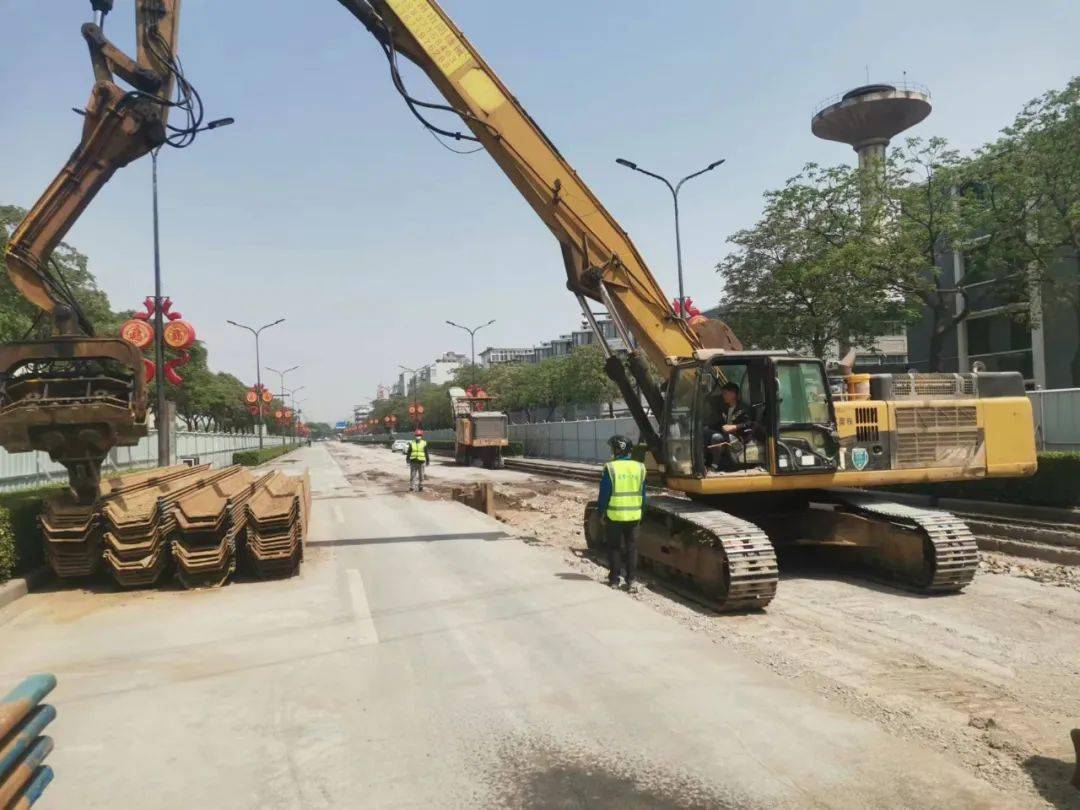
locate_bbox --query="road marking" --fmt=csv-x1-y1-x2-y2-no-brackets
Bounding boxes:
346,568,380,646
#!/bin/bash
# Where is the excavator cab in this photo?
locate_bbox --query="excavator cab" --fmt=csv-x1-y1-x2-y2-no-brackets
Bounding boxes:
661,353,840,480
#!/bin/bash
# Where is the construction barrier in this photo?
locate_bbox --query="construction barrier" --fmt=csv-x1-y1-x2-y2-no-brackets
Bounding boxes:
0,675,56,809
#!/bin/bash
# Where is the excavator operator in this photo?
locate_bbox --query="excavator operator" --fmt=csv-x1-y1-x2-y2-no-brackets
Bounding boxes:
704,383,752,470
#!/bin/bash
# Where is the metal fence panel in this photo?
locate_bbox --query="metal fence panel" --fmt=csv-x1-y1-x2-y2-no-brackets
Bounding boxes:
0,430,272,493
1029,389,1080,451
508,417,643,464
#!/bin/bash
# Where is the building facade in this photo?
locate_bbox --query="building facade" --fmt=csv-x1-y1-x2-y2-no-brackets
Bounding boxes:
419,352,467,386
479,315,627,367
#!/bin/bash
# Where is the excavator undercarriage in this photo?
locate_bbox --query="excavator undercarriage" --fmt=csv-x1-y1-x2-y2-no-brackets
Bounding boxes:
585,491,978,612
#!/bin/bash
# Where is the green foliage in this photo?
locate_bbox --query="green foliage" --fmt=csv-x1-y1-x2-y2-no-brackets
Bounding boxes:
444,345,617,421
232,444,298,466
719,163,914,357
968,77,1080,382
890,452,1080,508
0,486,61,583
306,422,335,440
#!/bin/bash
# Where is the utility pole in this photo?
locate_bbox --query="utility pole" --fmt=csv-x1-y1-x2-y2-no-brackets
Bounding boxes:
615,157,726,318
227,318,285,450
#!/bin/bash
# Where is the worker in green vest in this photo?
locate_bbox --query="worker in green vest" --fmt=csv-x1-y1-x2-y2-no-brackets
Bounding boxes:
407,429,429,492
597,434,646,592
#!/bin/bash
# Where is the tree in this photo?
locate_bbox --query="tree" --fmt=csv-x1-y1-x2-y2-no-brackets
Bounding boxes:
972,77,1080,381
868,137,1001,371
306,422,335,440
718,163,910,358
560,344,619,411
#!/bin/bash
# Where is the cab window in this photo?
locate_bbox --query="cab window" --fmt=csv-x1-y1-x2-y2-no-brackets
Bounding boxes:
777,361,831,425
664,366,697,476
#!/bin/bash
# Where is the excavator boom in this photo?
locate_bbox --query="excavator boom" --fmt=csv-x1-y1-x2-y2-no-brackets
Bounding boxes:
343,0,717,372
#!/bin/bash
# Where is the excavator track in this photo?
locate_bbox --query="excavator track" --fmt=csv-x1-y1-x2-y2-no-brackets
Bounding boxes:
814,493,979,593
585,496,778,612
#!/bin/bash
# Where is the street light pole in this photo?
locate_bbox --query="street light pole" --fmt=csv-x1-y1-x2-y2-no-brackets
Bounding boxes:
399,364,432,424
227,318,285,450
446,319,496,367
615,157,726,318
151,148,169,466
287,387,305,444
266,365,300,422
148,116,235,466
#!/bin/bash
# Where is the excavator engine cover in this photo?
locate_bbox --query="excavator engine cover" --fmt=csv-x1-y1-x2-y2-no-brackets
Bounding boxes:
0,337,147,501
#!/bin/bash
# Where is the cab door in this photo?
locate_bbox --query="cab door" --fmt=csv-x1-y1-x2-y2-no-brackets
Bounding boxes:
661,362,704,478
771,359,841,475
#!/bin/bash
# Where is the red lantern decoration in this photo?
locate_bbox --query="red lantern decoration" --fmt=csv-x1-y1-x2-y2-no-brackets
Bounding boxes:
120,319,154,349
244,390,259,406
162,320,196,350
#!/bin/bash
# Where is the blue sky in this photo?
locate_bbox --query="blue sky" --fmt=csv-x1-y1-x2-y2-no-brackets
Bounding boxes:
2,1,1076,423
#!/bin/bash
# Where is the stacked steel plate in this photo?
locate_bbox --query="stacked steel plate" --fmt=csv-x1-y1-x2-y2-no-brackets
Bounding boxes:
171,468,269,588
40,465,193,578
101,465,228,588
38,463,308,590
243,471,310,579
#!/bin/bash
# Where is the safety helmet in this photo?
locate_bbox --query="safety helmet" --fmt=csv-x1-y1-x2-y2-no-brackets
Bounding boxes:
608,434,633,457
414,429,424,437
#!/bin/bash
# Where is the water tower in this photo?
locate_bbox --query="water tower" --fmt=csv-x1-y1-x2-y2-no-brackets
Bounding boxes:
811,83,931,169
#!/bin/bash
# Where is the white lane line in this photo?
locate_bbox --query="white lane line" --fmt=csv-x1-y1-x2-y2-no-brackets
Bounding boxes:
346,568,380,646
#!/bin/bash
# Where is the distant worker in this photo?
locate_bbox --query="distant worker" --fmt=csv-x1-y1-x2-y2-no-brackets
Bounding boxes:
597,434,646,592
704,381,751,469
407,429,429,492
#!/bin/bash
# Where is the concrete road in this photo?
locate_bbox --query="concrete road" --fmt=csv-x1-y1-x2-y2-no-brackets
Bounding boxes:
0,444,1010,808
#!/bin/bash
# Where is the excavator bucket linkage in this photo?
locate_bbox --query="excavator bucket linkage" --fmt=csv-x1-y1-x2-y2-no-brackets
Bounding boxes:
0,337,147,502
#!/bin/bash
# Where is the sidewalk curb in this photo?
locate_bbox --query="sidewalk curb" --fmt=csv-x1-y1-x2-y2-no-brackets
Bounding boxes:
0,567,51,612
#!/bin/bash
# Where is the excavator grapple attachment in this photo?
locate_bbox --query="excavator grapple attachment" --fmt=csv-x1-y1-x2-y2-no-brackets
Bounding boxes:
0,337,147,501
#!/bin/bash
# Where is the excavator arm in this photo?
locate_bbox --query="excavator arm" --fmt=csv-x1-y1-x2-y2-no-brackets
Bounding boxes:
6,0,179,321
341,0,738,374
0,1,182,500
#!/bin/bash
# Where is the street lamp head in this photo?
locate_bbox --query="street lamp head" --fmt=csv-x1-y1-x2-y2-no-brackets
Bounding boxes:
707,159,727,171
615,158,638,170
206,117,235,130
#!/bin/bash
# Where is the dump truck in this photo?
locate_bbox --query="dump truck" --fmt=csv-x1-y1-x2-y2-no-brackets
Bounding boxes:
449,386,508,469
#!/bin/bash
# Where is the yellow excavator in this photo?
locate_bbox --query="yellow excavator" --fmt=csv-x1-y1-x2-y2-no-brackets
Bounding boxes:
2,1,1037,610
